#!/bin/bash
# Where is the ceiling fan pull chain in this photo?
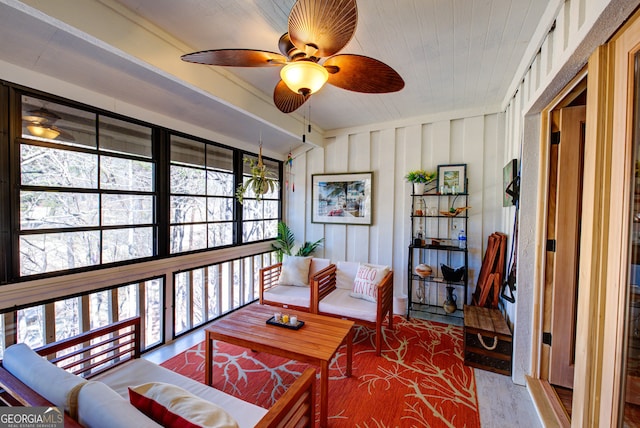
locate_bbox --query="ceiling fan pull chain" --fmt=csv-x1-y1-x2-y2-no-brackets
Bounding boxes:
302,110,306,143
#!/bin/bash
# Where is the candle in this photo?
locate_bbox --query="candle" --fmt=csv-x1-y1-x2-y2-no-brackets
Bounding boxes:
282,314,289,324
290,315,297,325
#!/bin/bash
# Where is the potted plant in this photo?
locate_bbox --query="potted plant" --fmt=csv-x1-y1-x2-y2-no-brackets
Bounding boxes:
235,147,278,204
271,221,324,262
405,169,436,194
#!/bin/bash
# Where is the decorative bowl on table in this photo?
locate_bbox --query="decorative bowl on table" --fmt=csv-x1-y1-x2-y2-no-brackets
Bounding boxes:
441,264,465,282
414,264,433,278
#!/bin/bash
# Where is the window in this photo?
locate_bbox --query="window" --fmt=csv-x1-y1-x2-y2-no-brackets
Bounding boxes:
1,86,282,282
170,135,235,253
174,252,276,337
19,95,156,276
241,154,280,243
0,277,164,356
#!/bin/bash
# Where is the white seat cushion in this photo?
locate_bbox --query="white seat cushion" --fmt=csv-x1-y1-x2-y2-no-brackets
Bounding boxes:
318,288,377,323
263,284,310,308
92,359,267,428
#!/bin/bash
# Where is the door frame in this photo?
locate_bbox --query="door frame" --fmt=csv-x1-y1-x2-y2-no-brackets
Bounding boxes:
529,8,640,427
527,68,587,427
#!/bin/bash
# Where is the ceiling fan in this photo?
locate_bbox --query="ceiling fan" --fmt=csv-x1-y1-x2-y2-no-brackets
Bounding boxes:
180,0,404,113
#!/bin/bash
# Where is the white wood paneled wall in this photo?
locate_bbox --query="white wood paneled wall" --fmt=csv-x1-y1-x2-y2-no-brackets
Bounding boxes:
285,113,506,313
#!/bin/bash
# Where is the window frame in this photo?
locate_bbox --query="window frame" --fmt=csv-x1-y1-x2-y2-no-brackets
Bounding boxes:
0,83,283,284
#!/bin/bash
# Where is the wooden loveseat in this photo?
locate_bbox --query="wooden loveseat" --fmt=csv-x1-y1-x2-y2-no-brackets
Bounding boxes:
310,261,394,356
0,317,315,428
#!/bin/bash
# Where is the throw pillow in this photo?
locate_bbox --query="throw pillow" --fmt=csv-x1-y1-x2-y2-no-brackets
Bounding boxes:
129,382,239,428
277,255,312,286
350,263,391,303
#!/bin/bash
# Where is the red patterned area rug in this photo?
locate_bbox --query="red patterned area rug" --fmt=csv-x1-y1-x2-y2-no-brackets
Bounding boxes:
161,316,480,427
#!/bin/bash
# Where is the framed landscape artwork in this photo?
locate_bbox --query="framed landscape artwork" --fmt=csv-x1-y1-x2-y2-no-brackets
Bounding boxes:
437,164,467,194
311,172,373,225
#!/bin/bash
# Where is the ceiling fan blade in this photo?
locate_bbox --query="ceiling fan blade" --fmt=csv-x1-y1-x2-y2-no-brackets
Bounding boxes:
273,80,310,113
181,49,287,67
324,54,405,93
288,0,358,58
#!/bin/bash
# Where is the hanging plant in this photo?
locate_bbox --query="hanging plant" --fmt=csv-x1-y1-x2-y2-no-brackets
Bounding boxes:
235,146,278,204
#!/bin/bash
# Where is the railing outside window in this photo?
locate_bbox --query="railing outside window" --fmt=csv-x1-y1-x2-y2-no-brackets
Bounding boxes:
0,277,164,359
174,252,276,336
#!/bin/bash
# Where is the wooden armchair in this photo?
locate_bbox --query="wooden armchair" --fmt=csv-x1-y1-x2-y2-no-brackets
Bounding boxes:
310,261,394,356
259,257,331,312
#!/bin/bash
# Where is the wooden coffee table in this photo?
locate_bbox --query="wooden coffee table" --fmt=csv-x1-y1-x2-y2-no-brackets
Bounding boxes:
205,303,354,428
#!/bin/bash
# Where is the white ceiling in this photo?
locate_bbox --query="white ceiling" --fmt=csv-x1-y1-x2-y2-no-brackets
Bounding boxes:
0,0,552,156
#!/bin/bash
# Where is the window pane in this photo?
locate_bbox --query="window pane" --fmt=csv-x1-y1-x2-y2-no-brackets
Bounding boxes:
264,201,279,219
264,219,277,239
22,95,96,148
243,200,262,220
103,195,154,225
100,156,154,191
21,145,97,188
207,265,220,320
207,170,234,196
89,290,111,329
99,116,152,158
21,191,99,229
171,136,204,167
144,278,163,348
102,227,154,263
17,306,44,349
170,224,207,253
206,145,233,172
192,269,204,327
174,272,189,335
20,231,100,275
118,284,138,320
243,221,264,242
207,197,233,221
171,196,206,224
171,165,206,195
208,222,233,247
55,298,80,341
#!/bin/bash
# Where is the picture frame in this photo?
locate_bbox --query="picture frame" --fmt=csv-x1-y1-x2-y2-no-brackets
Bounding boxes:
437,164,467,194
311,172,373,225
503,159,518,207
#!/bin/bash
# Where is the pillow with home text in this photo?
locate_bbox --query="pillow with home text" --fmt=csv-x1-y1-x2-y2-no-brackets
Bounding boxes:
350,263,390,303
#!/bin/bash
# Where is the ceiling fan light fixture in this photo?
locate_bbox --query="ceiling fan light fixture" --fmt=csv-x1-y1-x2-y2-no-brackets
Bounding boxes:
27,124,60,140
280,61,328,95
23,108,60,125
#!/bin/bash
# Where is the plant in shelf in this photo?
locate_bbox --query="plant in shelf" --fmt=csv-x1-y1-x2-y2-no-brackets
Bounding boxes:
271,221,324,262
405,169,436,195
235,146,278,204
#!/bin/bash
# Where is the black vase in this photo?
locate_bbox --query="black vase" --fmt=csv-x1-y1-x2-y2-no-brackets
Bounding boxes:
443,286,458,314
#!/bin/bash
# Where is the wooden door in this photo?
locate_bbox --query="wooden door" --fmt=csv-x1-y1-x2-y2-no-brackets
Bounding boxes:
547,105,585,389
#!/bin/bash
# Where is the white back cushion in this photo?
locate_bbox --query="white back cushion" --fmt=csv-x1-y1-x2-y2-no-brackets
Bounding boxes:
78,381,161,428
309,258,330,276
278,255,312,286
336,261,360,289
3,343,86,417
